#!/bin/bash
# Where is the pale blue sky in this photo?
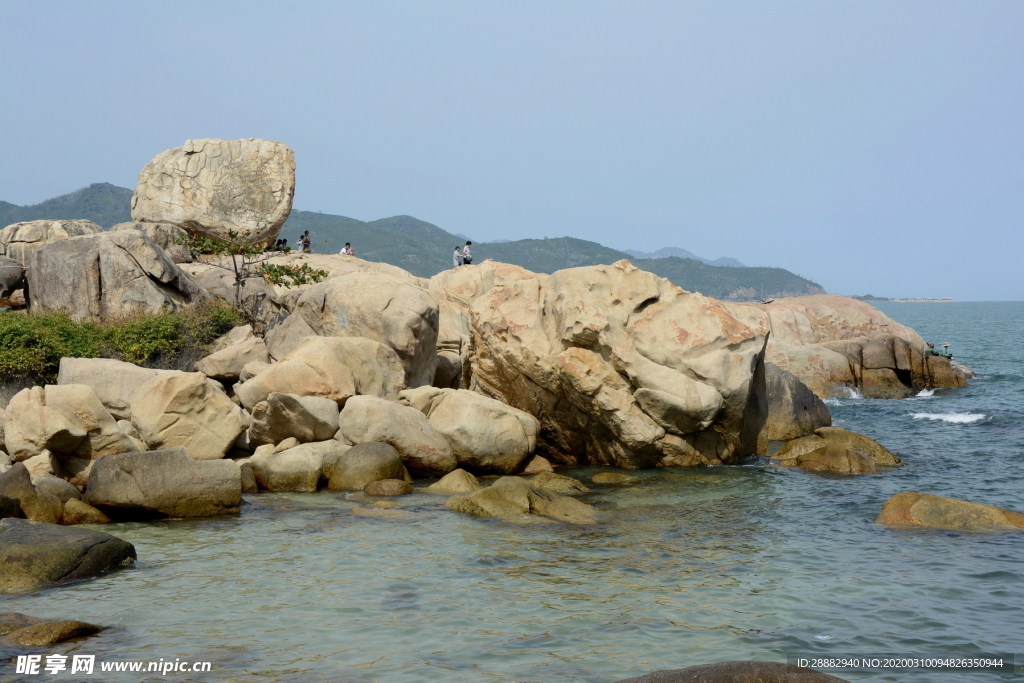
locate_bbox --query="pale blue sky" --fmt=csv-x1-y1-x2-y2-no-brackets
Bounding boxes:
1,0,1021,299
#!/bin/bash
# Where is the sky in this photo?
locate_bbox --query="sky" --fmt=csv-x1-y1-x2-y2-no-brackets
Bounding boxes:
1,1,1021,300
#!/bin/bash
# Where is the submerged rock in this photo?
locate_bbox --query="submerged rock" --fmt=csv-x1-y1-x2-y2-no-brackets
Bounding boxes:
0,518,136,593
777,443,876,475
445,476,597,525
1,618,103,647
249,443,328,493
363,479,412,496
614,660,850,682
775,427,900,467
530,471,590,495
877,492,1024,532
592,472,632,485
427,468,481,493
322,442,409,491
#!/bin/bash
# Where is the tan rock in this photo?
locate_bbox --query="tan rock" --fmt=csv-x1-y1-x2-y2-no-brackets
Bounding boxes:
336,395,456,476
878,492,1024,531
363,479,412,496
264,311,316,361
249,443,325,492
778,443,876,475
775,427,901,467
591,472,632,485
351,506,420,522
427,468,481,493
399,386,539,474
61,499,111,525
22,451,59,477
530,471,590,494
43,384,138,460
296,271,440,387
322,442,408,491
3,387,85,461
130,372,244,460
445,476,597,524
58,358,173,420
247,393,339,447
759,362,832,446
0,219,102,265
521,455,554,474
110,221,192,262
0,463,63,523
131,138,295,244
273,437,300,453
195,325,271,380
1,620,102,646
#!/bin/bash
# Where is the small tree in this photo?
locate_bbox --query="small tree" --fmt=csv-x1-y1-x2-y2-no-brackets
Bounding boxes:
178,230,328,334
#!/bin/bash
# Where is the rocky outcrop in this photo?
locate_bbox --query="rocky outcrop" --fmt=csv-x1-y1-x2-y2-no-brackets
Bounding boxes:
131,138,295,244
445,476,597,524
877,492,1024,532
58,358,172,420
3,387,86,462
234,336,405,411
335,395,456,476
777,443,877,475
724,295,971,398
247,392,339,447
296,271,439,387
194,325,271,380
760,363,831,444
110,221,192,263
400,386,539,474
614,661,850,682
26,230,209,321
0,518,136,593
0,219,103,265
434,300,471,388
249,442,332,492
264,311,316,360
86,448,241,518
775,427,901,467
0,464,63,523
322,442,409,491
42,385,139,462
0,255,25,304
130,373,244,460
462,260,767,468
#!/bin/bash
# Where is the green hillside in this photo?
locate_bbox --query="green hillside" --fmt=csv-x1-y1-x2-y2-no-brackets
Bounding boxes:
0,183,132,227
2,183,825,299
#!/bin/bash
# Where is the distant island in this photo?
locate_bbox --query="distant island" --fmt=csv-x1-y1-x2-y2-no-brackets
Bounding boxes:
1,183,825,301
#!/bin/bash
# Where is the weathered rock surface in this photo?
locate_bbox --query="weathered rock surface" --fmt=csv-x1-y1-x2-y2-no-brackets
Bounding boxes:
249,442,328,492
296,271,440,387
0,255,25,303
433,300,471,388
86,448,241,518
775,427,901,467
58,358,172,420
877,492,1024,531
195,325,271,380
614,660,850,682
131,138,295,244
247,392,339,447
400,386,539,473
0,518,136,593
0,494,21,519
322,441,409,491
3,387,86,461
131,372,244,460
592,472,632,484
61,498,111,525
33,476,82,504
336,395,456,476
42,384,138,460
521,455,554,474
363,479,412,496
760,362,831,445
445,476,597,524
264,311,317,360
0,219,103,265
463,260,767,468
235,336,404,411
0,464,63,523
427,468,481,493
530,471,590,494
1,618,103,646
777,443,877,475
110,221,192,263
26,230,209,321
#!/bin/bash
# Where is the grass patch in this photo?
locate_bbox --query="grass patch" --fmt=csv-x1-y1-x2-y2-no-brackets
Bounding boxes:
0,303,241,383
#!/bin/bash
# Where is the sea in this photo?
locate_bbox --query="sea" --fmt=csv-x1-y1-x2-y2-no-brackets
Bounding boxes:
2,302,1022,682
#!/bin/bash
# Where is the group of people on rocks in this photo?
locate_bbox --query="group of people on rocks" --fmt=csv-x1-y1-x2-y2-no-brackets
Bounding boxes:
453,241,472,267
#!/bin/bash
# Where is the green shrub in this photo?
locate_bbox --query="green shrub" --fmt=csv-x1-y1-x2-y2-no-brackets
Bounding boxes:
0,303,241,383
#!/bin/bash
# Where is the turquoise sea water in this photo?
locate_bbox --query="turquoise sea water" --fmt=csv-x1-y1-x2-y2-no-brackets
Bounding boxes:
2,302,1022,682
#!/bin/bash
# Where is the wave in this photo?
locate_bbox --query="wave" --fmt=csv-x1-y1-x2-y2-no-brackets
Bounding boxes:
910,412,986,424
915,389,935,397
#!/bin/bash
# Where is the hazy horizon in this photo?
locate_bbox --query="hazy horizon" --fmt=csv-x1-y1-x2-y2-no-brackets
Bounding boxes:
1,1,1021,300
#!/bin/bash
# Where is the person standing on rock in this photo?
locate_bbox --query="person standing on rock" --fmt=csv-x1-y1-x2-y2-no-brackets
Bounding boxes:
301,231,312,253
453,246,464,267
462,241,472,265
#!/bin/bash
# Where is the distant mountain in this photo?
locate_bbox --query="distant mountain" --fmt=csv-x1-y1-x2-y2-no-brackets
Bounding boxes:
623,246,745,268
2,184,823,299
0,183,133,228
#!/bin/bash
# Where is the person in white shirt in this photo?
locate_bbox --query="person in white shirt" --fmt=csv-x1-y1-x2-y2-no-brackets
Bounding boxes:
462,241,472,265
340,242,354,256
453,246,464,267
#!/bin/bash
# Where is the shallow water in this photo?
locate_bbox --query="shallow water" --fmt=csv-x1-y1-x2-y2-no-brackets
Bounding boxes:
3,302,1023,682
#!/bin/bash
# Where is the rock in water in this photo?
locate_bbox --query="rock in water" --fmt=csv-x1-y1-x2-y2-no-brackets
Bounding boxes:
131,138,295,244
427,468,481,493
1,619,103,646
248,443,328,492
86,447,241,519
0,464,63,523
26,230,209,321
778,443,877,475
592,472,632,485
877,492,1024,532
614,660,850,682
247,392,340,447
530,471,590,494
61,499,111,525
775,427,900,467
363,479,412,496
760,362,831,444
445,476,597,524
323,442,409,491
0,518,136,593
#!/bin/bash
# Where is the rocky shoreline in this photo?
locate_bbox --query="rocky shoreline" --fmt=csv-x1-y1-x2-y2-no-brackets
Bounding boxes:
0,139,1016,678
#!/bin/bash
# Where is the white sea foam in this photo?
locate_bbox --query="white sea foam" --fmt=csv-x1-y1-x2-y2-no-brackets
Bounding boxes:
915,389,935,397
910,412,986,424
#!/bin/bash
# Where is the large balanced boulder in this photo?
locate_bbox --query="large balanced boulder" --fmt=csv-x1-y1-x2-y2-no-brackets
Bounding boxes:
130,373,245,460
877,493,1024,532
322,441,409,491
0,464,63,523
0,518,136,593
400,386,539,473
0,219,103,265
195,325,271,380
760,363,831,444
774,427,901,467
247,392,340,447
445,476,597,525
614,661,850,682
26,230,209,321
464,260,767,468
110,221,192,262
296,271,440,387
234,336,404,411
86,447,241,518
336,395,456,476
131,138,296,244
